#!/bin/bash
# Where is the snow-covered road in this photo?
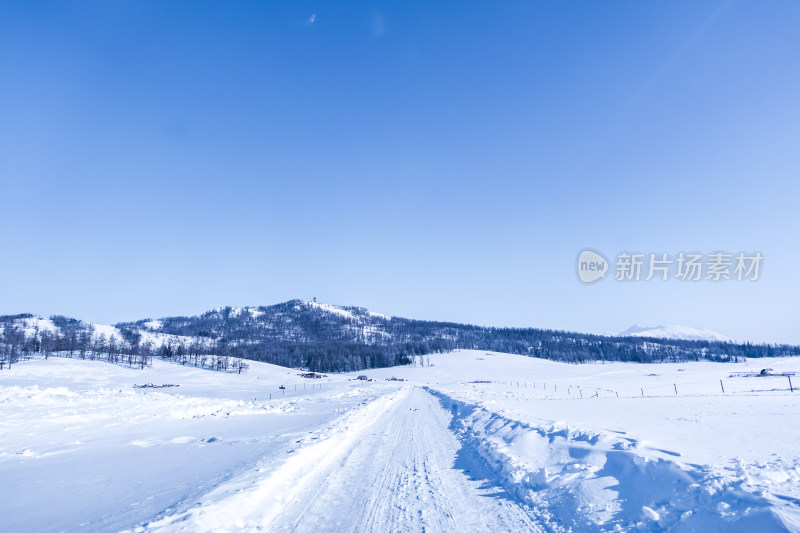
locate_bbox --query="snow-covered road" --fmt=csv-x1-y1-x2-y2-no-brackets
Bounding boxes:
154,386,542,532
266,387,542,532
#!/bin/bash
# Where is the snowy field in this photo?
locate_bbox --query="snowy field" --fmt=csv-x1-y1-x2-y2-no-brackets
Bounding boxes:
1,351,798,532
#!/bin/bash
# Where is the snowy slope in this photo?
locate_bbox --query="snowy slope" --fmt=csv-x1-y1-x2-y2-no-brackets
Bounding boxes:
2,351,799,531
0,358,389,532
0,314,213,348
620,324,732,342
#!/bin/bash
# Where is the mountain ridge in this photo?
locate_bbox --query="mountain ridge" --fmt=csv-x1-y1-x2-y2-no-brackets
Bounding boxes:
2,299,799,372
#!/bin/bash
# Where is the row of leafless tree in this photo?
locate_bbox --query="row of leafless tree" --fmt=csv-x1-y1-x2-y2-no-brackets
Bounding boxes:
0,322,248,373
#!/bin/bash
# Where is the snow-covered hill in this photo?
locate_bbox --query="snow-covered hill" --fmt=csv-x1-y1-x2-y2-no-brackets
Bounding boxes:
0,314,212,349
620,324,732,342
6,302,798,375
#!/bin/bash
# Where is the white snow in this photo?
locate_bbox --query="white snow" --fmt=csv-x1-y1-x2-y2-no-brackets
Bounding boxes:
620,324,732,342
0,315,204,350
150,387,541,532
137,329,215,348
305,300,356,319
1,350,798,531
0,358,381,532
18,316,59,335
87,322,206,348
90,322,125,341
303,301,390,321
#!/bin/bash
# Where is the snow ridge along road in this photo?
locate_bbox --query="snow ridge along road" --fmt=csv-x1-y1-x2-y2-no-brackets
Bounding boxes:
430,389,793,532
150,386,543,533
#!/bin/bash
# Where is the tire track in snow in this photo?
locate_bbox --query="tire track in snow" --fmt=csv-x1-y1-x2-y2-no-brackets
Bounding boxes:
268,386,542,532
150,387,543,532
147,389,406,532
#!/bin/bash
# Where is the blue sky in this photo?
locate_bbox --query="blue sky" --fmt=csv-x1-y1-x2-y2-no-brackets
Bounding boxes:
1,1,799,343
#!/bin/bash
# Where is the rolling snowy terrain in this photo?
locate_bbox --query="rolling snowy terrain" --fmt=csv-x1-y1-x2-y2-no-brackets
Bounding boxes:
1,350,798,532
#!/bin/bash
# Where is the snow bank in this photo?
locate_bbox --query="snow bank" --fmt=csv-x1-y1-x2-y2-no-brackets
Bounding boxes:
428,388,793,532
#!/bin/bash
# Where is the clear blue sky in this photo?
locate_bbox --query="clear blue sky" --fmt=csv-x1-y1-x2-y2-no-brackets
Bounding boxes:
1,1,798,343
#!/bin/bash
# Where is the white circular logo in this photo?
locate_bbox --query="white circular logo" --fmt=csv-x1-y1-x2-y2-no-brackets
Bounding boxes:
577,249,608,283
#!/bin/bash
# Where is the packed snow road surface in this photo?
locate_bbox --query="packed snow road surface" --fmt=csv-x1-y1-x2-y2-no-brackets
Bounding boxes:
153,386,543,532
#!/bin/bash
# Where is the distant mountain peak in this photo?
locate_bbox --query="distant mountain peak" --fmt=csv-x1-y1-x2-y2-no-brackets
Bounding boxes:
619,324,731,342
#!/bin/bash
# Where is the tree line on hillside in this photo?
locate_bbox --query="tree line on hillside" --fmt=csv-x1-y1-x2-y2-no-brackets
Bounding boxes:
118,302,800,371
0,315,248,373
4,303,800,373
